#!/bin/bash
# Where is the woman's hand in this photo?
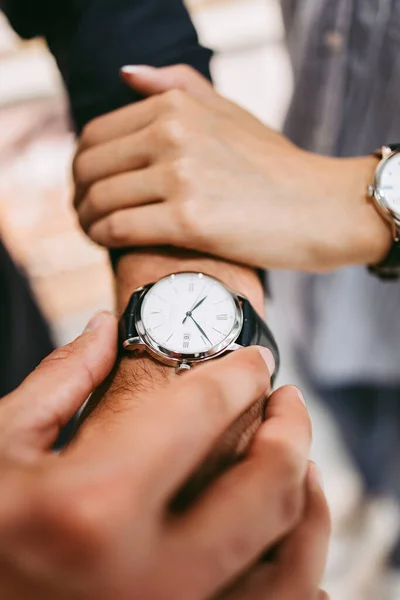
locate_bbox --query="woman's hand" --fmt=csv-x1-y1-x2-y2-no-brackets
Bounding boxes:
74,65,391,273
0,312,318,600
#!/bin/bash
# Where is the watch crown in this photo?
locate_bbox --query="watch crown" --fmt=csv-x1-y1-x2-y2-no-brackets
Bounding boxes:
176,362,191,374
368,184,375,198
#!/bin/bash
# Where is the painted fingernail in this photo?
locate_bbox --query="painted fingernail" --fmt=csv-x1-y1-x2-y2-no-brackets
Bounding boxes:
258,347,275,376
120,65,155,75
84,310,112,333
309,461,324,491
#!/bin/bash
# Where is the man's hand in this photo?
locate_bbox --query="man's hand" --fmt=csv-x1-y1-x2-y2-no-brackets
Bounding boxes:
0,313,324,600
74,64,391,273
218,462,330,600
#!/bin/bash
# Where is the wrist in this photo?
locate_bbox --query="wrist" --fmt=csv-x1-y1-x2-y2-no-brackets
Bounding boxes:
300,153,392,270
115,247,265,315
344,155,392,265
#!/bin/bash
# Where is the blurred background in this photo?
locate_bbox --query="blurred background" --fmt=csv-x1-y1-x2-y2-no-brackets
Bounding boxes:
0,1,399,598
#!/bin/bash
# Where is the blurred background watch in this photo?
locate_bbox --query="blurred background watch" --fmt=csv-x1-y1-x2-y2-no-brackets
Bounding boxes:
368,144,400,279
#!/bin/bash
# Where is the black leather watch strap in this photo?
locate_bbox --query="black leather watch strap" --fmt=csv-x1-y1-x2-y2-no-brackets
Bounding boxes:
369,144,400,280
119,290,140,343
369,244,400,280
235,299,280,380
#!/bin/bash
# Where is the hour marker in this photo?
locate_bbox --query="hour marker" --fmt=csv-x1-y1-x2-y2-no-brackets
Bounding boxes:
150,311,161,314
201,336,207,344
165,333,173,343
154,294,167,302
183,333,190,349
212,327,222,334
216,314,228,321
152,324,162,330
213,299,226,305
189,282,195,292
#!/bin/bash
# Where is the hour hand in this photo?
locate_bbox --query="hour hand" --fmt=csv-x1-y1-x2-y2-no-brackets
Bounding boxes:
182,295,208,324
191,296,208,313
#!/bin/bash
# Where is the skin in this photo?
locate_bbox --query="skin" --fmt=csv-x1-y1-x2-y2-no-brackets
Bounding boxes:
69,65,334,598
0,312,329,600
74,64,392,274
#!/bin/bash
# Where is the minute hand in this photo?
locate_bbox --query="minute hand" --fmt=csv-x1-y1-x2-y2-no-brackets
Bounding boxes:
190,316,212,345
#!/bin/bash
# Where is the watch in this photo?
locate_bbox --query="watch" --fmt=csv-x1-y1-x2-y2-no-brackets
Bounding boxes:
368,144,400,279
120,272,280,380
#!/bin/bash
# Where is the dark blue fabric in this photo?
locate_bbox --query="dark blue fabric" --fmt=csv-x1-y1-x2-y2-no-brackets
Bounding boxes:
2,0,213,132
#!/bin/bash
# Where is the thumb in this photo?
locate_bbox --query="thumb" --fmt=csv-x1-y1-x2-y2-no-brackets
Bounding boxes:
120,64,215,103
0,311,117,461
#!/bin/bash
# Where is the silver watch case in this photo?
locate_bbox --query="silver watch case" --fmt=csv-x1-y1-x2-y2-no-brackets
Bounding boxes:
368,146,400,242
123,274,244,372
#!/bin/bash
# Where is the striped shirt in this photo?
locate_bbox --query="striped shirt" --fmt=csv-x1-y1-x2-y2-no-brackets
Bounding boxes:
281,0,400,385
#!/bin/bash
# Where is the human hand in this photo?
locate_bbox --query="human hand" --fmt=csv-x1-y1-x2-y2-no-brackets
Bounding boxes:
74,64,391,273
216,462,330,600
0,312,314,600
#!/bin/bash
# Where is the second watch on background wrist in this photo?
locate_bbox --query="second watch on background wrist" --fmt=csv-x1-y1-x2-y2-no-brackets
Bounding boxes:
368,144,400,279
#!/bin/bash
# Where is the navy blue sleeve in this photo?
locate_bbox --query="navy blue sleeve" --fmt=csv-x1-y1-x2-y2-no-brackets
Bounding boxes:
2,0,213,131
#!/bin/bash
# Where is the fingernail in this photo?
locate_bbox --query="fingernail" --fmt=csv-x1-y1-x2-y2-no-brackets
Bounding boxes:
309,461,324,491
84,310,112,333
258,347,275,375
120,65,155,75
295,386,306,406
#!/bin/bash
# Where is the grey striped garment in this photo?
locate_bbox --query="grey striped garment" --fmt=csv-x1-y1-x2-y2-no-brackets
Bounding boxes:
280,0,400,385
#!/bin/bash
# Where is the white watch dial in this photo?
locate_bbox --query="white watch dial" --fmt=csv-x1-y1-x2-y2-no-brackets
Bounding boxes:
141,273,240,355
379,153,400,215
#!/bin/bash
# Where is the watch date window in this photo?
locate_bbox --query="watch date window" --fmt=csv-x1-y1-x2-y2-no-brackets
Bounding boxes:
380,154,400,214
141,273,240,355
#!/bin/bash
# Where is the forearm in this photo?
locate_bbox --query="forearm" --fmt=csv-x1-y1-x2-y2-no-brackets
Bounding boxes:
77,248,264,432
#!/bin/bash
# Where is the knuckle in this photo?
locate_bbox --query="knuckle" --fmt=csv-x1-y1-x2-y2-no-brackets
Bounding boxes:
104,211,127,245
84,182,106,214
80,119,100,148
73,152,90,185
157,116,187,149
163,88,188,111
170,157,193,194
40,343,76,369
33,479,109,557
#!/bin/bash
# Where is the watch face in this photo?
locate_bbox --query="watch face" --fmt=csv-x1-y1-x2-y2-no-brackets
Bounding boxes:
378,152,400,215
139,273,242,358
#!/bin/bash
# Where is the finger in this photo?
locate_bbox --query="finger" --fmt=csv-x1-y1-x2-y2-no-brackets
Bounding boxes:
0,312,117,458
73,127,155,208
78,94,161,151
88,204,176,248
120,64,215,103
77,166,168,232
70,347,275,500
268,462,331,598
175,385,312,596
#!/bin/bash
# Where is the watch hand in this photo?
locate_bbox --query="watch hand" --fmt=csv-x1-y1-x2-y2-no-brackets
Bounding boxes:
182,284,208,324
190,316,212,346
191,296,208,313
182,296,208,325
